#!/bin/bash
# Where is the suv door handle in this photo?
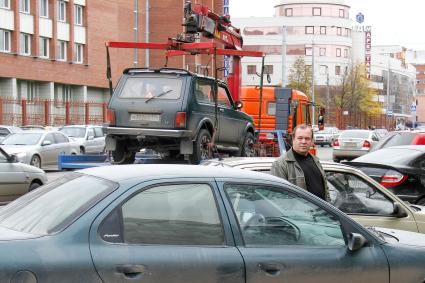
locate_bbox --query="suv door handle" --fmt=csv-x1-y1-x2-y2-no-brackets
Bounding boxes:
257,262,282,276
116,264,145,278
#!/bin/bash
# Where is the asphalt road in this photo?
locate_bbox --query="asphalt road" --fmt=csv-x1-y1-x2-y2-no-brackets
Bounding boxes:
46,146,335,183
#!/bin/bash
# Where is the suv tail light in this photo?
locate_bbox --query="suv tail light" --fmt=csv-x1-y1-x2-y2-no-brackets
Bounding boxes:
175,112,187,128
362,140,371,149
106,109,115,125
380,170,408,187
333,139,340,148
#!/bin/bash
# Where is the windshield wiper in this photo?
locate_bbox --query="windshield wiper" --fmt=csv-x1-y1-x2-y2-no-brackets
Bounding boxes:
145,89,173,103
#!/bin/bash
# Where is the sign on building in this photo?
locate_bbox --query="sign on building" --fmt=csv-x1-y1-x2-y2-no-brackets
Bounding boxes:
365,30,372,80
387,110,393,117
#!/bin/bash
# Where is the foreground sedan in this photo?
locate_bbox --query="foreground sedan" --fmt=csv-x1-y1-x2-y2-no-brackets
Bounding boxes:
0,165,425,282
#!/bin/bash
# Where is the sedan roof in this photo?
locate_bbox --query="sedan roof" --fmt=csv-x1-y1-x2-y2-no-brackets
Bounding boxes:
78,164,289,183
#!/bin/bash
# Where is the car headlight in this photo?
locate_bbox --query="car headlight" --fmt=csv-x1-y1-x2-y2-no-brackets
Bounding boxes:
15,152,27,159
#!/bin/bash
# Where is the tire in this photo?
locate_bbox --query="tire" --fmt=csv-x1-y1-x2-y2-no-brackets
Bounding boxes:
190,129,212,164
79,147,85,155
112,141,135,164
333,159,340,163
29,182,41,191
240,132,256,157
30,155,41,168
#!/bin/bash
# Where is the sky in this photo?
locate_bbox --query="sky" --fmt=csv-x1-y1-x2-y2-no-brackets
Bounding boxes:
228,0,425,50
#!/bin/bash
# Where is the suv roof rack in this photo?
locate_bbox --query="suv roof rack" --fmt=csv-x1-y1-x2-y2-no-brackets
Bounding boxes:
123,67,193,76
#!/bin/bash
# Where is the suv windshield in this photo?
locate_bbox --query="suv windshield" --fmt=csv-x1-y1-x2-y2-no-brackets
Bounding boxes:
60,127,86,138
0,173,118,235
1,133,43,145
119,77,183,100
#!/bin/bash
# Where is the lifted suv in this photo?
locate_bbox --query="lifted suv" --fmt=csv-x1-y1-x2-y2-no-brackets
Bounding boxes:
105,68,256,164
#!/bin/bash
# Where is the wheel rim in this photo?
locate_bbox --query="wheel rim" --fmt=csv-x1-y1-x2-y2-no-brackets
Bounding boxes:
31,156,41,168
244,137,256,157
199,134,211,160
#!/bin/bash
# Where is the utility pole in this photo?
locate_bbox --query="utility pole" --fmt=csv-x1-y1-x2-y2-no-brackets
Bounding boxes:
281,26,287,87
326,67,330,118
386,59,391,128
311,41,315,125
133,0,139,66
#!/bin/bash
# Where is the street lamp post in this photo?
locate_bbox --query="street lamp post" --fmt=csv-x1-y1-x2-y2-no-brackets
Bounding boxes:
311,41,315,125
281,26,287,87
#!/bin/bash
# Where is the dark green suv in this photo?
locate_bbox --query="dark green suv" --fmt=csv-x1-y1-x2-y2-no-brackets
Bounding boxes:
105,68,255,164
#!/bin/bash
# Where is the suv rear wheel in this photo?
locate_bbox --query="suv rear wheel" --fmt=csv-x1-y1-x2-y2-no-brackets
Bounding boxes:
112,141,136,164
241,132,256,157
190,129,212,164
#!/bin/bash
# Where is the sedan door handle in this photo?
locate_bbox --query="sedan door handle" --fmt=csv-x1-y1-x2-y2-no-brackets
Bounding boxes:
257,262,282,276
219,108,224,112
116,264,145,278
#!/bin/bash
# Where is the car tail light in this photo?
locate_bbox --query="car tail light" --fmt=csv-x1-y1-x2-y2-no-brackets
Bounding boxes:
380,170,408,187
106,109,115,125
333,139,340,149
362,140,371,149
175,112,187,128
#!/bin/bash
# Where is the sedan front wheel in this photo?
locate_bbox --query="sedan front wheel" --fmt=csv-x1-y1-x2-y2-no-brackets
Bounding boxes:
30,155,41,168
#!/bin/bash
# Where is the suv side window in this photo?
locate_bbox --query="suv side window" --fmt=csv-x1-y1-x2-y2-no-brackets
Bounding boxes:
217,86,232,108
326,171,394,215
195,80,214,104
225,183,345,246
87,128,95,139
94,127,104,138
118,183,224,245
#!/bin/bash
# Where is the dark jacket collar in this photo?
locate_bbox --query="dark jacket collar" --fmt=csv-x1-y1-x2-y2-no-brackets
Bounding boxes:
285,148,316,162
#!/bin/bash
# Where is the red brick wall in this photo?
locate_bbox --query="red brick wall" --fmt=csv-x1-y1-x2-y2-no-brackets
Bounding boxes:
0,0,225,89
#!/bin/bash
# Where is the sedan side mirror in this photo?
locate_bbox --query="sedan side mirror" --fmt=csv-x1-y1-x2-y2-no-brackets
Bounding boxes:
7,154,17,163
42,140,52,146
348,233,368,252
393,202,408,218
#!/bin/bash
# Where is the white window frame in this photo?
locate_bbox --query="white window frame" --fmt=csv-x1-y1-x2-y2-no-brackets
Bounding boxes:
339,9,345,18
73,43,83,63
336,48,341,57
319,48,326,56
344,49,348,58
74,4,83,25
285,8,292,16
305,26,314,34
19,0,30,13
305,47,313,56
39,37,49,58
335,65,341,76
337,27,342,36
20,33,31,56
0,29,11,52
57,40,67,61
320,26,326,34
39,0,49,18
57,0,66,22
0,0,10,9
313,7,321,16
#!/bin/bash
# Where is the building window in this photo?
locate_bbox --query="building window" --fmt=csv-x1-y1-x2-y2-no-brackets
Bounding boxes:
40,0,48,17
344,49,348,58
74,4,83,25
335,66,341,75
285,8,292,16
344,28,350,36
319,65,328,75
337,27,342,36
305,26,314,34
54,84,71,104
313,7,321,16
336,48,341,57
339,9,345,18
19,0,30,13
58,0,67,22
0,0,10,9
305,47,313,56
57,40,67,61
319,48,326,56
39,37,49,58
0,29,11,52
20,33,31,56
247,65,256,75
320,26,326,34
264,65,274,75
18,81,38,102
73,43,83,63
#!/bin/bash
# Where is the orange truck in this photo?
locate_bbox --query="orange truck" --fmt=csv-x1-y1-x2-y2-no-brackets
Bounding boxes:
240,86,320,156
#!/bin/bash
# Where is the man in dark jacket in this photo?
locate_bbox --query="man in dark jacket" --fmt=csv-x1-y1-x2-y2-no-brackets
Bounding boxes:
271,124,329,201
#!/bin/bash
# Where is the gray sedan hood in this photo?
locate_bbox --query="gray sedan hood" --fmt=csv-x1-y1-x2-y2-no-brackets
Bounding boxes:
0,226,41,241
1,145,38,154
375,227,425,247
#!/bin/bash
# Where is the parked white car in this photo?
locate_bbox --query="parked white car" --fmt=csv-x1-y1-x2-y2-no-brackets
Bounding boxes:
0,131,79,169
59,125,105,154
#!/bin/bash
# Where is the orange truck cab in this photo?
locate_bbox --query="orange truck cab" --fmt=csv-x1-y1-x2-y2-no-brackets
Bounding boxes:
240,86,316,156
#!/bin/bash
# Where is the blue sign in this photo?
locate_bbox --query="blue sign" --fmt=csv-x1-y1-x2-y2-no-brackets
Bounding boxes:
387,110,393,117
356,13,365,24
223,0,229,6
411,105,417,112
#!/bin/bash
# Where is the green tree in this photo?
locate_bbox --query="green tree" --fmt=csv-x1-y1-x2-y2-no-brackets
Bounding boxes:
287,56,311,96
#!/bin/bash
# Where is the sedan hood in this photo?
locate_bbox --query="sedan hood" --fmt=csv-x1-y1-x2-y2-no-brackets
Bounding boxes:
1,145,38,154
375,227,425,247
20,162,45,174
0,226,41,241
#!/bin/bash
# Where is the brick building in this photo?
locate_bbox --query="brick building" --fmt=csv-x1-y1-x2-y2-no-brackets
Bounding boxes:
0,0,223,125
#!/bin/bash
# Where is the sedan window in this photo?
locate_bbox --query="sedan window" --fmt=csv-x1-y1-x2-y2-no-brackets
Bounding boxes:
225,184,345,247
120,183,224,245
326,171,394,215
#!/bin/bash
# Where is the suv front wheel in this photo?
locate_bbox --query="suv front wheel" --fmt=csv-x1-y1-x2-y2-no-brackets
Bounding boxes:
190,129,212,164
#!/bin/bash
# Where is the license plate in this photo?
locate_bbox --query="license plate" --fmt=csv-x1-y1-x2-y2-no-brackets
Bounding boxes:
130,113,160,122
344,142,357,148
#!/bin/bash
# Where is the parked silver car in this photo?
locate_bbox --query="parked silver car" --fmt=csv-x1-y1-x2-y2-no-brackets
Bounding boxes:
0,147,47,204
59,125,105,154
314,127,339,147
0,125,22,143
332,129,380,162
0,131,79,169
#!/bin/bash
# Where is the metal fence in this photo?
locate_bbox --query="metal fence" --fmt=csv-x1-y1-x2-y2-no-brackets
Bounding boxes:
0,98,108,126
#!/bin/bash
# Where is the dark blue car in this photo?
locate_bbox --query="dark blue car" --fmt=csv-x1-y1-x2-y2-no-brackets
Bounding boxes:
0,164,424,282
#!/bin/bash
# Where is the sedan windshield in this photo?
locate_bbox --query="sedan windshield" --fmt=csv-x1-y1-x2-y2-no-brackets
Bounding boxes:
60,127,86,138
1,133,43,145
0,174,118,235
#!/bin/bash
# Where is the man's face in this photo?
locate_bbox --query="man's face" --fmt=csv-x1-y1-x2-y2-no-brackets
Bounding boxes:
293,128,313,156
